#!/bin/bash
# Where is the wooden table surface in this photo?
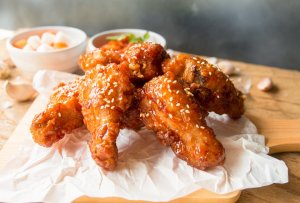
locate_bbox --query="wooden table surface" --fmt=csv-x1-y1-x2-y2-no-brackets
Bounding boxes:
0,31,300,202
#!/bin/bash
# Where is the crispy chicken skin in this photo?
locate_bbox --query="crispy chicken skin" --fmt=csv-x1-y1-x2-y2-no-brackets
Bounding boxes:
162,54,244,119
79,42,169,85
121,90,144,130
79,38,131,72
121,42,169,84
139,72,225,170
30,79,83,147
78,63,134,170
79,49,121,72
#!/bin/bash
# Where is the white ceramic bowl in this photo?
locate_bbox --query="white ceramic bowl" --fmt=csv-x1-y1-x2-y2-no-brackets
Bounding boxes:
6,26,87,76
87,29,166,52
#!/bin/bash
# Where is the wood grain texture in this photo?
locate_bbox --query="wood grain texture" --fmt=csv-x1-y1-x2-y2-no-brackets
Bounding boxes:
227,60,300,203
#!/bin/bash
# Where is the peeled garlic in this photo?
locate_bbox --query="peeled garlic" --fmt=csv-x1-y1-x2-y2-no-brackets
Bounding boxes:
23,44,34,51
206,57,218,65
54,31,69,45
5,77,37,102
217,61,235,75
41,32,55,45
27,35,41,50
257,77,273,91
36,43,54,52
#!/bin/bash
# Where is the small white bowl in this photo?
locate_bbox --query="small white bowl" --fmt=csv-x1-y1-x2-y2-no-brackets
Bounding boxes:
6,26,87,77
87,29,166,52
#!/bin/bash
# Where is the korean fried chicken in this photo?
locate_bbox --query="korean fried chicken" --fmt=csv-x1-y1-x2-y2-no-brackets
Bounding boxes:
79,49,121,72
31,40,245,171
78,63,134,170
30,79,83,147
139,73,225,170
79,42,169,85
121,42,169,84
162,54,244,119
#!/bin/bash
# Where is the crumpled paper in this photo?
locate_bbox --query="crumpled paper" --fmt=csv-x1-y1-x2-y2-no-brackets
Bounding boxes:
0,70,288,202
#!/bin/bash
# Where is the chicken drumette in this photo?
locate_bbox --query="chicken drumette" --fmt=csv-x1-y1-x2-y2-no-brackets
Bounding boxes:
30,79,83,147
78,63,134,170
139,72,225,169
79,42,169,84
162,54,244,119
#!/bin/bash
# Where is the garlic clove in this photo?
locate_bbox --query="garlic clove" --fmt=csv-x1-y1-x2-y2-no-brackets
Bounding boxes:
206,57,218,65
217,61,235,75
257,77,273,91
54,31,69,45
27,35,41,50
5,78,37,102
41,32,55,45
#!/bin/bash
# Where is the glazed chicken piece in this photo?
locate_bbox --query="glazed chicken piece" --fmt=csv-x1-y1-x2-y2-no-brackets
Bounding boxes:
79,37,131,71
30,79,83,147
162,54,244,119
79,42,169,85
78,63,134,170
120,90,144,130
79,49,121,72
121,42,169,84
139,72,225,170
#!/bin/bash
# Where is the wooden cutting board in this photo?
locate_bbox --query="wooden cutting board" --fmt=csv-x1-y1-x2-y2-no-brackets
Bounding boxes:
0,60,300,202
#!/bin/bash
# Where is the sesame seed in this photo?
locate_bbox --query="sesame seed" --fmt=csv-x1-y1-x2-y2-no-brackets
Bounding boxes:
196,124,200,128
217,95,220,99
169,114,173,119
176,103,180,107
200,126,205,129
209,72,212,76
58,112,61,117
176,90,180,94
172,80,177,84
186,104,190,109
185,110,190,113
146,113,150,117
111,106,115,109
170,97,173,102
108,89,114,95
180,109,185,113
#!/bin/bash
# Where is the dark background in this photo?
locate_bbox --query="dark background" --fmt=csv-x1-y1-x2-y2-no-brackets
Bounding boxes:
1,0,300,70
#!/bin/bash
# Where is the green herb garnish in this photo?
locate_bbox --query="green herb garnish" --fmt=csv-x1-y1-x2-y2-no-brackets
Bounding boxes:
106,31,150,43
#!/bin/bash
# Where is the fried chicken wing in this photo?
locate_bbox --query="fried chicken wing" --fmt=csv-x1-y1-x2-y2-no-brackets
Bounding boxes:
122,42,169,84
79,49,121,72
162,54,244,119
139,72,225,170
78,63,134,170
80,42,168,84
30,79,83,147
121,90,144,130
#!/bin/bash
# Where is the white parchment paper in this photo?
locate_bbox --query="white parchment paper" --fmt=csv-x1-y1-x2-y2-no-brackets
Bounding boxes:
0,70,288,202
